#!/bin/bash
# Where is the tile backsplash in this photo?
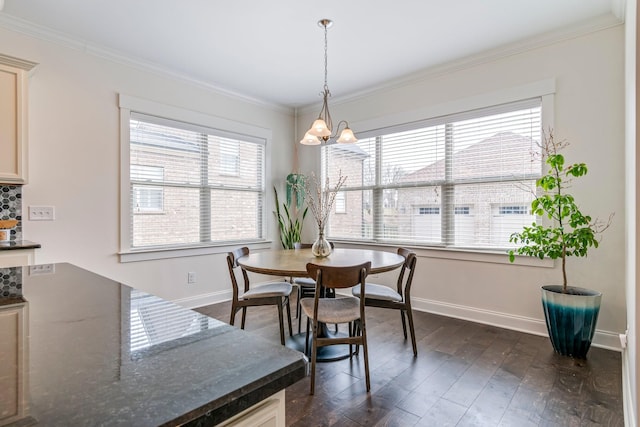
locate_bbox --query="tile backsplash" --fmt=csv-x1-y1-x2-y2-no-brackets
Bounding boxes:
0,185,22,241
0,266,22,298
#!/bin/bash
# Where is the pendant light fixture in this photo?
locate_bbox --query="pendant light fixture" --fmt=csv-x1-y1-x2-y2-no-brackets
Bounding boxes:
299,19,357,146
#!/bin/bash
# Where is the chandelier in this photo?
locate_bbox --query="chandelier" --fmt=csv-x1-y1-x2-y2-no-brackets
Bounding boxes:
299,19,358,146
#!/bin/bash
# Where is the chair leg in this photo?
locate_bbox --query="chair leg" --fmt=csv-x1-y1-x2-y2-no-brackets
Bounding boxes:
310,321,318,395
229,306,237,326
285,297,293,337
360,319,371,392
240,307,247,329
353,320,361,355
400,310,408,339
406,308,418,357
305,317,311,356
277,301,285,345
348,321,353,358
298,302,303,334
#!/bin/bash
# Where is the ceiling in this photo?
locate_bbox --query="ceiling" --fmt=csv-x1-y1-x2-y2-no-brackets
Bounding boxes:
0,0,624,109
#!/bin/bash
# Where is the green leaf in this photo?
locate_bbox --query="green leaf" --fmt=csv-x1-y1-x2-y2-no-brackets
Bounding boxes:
508,132,611,288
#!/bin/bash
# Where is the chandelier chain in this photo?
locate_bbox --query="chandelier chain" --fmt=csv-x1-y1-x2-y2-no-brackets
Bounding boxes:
299,18,357,145
323,22,329,91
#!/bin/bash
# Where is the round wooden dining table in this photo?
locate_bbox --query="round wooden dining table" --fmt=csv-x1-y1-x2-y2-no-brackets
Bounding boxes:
237,247,405,277
237,247,405,361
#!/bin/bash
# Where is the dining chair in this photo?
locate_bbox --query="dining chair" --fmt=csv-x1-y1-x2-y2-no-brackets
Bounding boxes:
301,261,371,395
352,248,418,356
293,242,335,333
226,247,293,345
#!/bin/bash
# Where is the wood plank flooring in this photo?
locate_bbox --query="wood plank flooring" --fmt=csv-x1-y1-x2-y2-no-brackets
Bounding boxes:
195,292,623,426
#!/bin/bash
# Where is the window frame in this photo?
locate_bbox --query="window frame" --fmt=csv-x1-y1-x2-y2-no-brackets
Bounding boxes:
321,80,555,255
118,95,272,262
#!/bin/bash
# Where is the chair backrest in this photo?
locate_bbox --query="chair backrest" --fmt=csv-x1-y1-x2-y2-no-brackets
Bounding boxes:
306,262,371,291
396,248,417,298
306,262,371,322
227,247,251,299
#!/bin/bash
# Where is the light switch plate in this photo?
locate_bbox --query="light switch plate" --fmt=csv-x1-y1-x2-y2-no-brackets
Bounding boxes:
29,264,55,275
29,206,55,221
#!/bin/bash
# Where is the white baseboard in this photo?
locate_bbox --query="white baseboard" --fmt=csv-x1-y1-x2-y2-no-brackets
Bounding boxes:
411,297,622,352
177,288,622,352
173,289,232,309
172,278,289,309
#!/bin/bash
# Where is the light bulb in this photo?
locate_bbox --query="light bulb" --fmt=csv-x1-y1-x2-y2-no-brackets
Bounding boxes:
300,132,321,145
308,119,331,137
336,127,357,144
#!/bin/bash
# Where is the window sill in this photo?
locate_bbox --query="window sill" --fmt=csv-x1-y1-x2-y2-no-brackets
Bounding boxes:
332,240,554,268
119,240,273,263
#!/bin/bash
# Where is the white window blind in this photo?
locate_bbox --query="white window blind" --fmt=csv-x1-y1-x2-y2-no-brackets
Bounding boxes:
323,98,542,250
129,112,265,249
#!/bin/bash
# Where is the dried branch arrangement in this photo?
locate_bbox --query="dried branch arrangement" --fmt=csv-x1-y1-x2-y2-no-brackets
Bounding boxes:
301,171,347,232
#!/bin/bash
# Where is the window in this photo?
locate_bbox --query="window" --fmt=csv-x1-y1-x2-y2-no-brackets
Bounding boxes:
323,98,542,250
454,206,470,215
219,140,240,176
131,165,164,213
498,205,529,215
419,207,440,215
335,191,346,213
124,110,266,251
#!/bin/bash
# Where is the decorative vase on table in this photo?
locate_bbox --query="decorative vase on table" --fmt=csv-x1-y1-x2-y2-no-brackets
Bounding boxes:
312,227,332,257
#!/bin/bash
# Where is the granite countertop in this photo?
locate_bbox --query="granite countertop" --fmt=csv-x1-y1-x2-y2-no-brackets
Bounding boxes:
0,263,307,426
0,240,41,250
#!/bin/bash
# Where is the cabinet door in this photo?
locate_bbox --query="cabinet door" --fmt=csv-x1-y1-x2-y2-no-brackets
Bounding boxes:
0,63,27,184
219,390,286,427
0,303,27,425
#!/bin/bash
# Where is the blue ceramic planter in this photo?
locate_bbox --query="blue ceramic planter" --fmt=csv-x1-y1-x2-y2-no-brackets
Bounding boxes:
541,285,602,359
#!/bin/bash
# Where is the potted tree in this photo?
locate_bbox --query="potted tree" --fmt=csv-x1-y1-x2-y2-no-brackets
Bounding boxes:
508,130,612,358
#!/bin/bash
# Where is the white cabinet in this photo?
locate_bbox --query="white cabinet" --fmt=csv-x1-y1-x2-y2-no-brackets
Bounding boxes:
0,54,37,184
0,302,28,425
217,390,286,427
0,250,35,267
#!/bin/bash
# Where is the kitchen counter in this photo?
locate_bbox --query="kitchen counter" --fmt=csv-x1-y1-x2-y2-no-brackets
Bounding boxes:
0,263,307,426
0,240,40,250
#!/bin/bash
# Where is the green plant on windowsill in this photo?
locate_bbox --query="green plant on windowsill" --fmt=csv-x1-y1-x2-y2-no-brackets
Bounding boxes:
274,174,308,250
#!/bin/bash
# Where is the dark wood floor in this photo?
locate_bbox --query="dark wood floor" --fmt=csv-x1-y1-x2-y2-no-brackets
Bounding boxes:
195,291,623,427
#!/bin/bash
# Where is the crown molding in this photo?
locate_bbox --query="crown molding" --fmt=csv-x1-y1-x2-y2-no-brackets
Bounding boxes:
299,12,624,115
0,13,291,114
0,52,37,70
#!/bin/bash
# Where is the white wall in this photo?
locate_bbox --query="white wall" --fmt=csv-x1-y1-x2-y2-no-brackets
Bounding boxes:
298,24,627,349
0,26,295,303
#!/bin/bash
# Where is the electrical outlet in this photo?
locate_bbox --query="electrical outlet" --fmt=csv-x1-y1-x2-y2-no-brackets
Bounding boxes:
29,264,55,275
187,272,196,284
620,329,629,349
29,206,55,221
